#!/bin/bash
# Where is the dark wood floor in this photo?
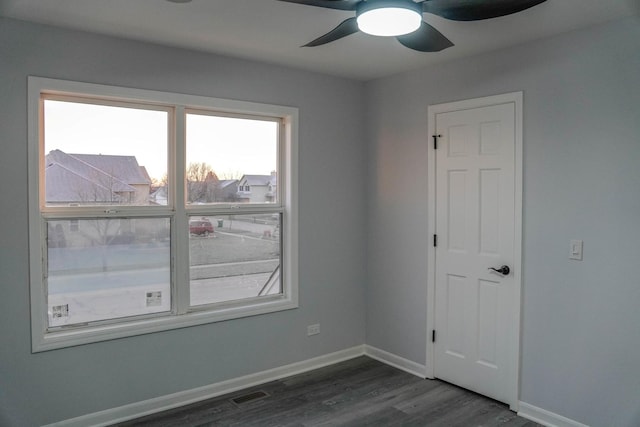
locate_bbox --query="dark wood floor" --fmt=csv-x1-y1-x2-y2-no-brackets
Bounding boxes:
114,356,542,427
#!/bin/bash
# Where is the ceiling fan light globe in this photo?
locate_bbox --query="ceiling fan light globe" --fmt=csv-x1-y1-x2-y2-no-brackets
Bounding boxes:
357,6,421,37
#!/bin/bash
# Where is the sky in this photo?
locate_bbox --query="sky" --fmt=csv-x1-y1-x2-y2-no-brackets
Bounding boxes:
44,100,278,181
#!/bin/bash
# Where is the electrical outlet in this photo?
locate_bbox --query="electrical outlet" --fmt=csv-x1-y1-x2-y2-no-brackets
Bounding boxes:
307,324,320,336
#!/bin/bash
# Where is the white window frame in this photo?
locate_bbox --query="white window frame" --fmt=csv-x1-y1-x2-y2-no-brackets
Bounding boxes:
28,77,299,352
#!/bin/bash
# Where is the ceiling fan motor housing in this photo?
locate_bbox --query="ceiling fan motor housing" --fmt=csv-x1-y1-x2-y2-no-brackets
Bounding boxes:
356,0,423,36
356,0,423,16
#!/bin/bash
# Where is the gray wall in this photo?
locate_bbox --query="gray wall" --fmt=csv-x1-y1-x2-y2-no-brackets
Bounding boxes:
366,17,640,427
0,18,367,426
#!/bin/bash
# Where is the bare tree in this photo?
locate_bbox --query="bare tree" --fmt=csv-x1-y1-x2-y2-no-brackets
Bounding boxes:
218,170,243,180
151,173,168,189
187,162,219,203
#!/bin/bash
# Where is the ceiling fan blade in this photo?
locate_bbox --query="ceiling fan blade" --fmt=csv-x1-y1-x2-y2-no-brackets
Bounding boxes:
421,0,547,21
396,22,454,52
303,17,359,47
277,0,359,11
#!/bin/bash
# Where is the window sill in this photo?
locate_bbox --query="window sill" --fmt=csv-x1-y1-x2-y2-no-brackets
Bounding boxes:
33,296,298,353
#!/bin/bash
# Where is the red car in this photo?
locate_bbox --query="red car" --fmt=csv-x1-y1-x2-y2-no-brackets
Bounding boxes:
189,219,214,236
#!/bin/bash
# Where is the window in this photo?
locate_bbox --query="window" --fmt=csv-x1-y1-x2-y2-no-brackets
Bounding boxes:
28,77,298,352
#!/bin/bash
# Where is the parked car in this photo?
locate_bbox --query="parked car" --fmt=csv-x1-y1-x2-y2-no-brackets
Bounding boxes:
189,218,214,236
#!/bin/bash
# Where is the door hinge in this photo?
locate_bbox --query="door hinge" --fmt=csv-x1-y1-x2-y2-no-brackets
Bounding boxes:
432,134,441,150
432,330,436,343
433,234,437,247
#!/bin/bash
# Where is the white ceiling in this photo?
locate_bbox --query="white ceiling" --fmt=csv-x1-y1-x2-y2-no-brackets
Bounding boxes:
1,0,638,80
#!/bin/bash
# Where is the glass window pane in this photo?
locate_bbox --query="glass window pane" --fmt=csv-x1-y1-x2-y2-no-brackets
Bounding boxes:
43,99,168,207
189,214,281,306
185,113,278,205
46,218,171,327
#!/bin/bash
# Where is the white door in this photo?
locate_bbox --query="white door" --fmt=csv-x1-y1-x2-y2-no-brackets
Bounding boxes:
432,97,520,406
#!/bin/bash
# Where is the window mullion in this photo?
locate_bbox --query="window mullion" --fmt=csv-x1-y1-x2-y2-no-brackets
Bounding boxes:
173,106,190,315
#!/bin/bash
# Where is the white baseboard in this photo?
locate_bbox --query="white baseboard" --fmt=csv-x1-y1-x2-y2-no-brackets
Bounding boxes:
518,402,589,427
364,344,427,378
45,345,366,427
48,344,586,427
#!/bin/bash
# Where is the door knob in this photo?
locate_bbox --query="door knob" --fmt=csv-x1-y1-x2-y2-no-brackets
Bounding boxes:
489,265,510,275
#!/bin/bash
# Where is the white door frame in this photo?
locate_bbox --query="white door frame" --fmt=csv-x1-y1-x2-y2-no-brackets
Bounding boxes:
426,92,524,410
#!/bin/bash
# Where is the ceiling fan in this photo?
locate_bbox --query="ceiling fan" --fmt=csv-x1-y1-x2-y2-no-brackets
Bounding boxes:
277,0,547,52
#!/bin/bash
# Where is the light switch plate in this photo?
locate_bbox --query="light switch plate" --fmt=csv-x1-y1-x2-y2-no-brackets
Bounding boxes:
570,240,583,260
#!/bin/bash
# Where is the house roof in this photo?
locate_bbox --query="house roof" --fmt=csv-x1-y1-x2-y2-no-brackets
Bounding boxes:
70,152,151,185
219,179,238,189
45,163,128,203
240,174,276,186
45,150,149,203
139,165,151,183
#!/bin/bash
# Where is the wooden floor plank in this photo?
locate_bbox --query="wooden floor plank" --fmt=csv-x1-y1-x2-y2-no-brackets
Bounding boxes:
114,356,542,427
